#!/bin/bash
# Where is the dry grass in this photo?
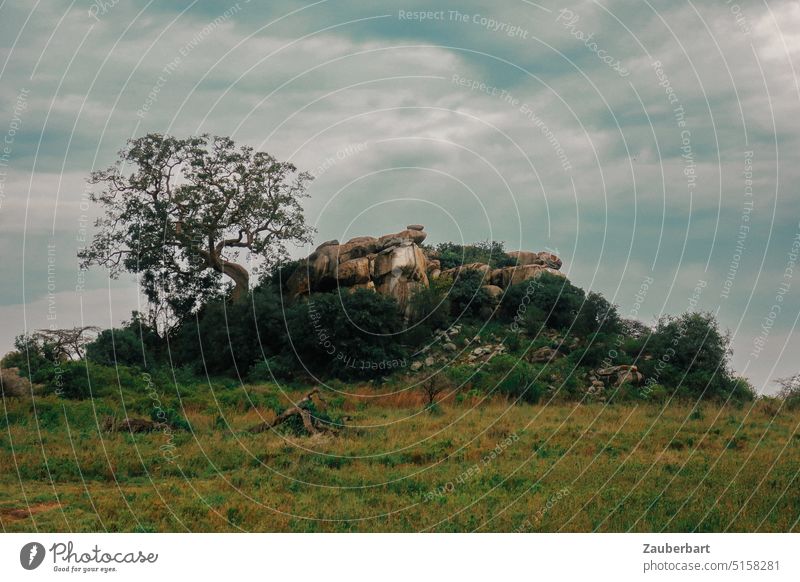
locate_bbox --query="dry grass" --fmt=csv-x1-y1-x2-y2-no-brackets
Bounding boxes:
1,389,799,532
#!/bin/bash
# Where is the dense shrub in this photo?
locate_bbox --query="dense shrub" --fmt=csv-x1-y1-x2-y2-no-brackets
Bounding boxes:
500,272,585,331
446,269,495,319
637,312,746,400
433,241,516,270
37,361,141,399
171,284,285,376
283,290,407,379
407,277,453,343
2,334,59,380
86,313,164,368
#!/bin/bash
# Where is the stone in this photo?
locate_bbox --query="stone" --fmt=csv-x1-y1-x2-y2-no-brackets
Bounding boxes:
336,257,371,286
537,251,563,269
316,239,339,250
482,284,503,299
336,237,381,263
378,228,427,248
0,367,31,397
529,346,563,363
410,361,423,372
440,262,490,280
506,250,546,266
406,224,425,231
444,342,457,352
424,356,435,367
494,264,565,288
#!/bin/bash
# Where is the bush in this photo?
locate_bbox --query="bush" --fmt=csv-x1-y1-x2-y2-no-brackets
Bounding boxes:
37,361,141,399
500,272,585,331
0,367,32,397
171,284,286,376
446,269,494,319
407,277,452,344
150,407,190,431
282,290,408,379
433,241,515,270
475,355,547,404
638,312,743,400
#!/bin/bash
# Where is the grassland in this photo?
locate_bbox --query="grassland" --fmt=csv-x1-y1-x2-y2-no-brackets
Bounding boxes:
1,385,799,532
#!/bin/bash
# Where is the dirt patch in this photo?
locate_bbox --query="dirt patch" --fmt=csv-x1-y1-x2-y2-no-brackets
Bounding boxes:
0,501,61,521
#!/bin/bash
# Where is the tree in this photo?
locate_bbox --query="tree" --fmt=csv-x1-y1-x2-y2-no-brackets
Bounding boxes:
32,326,100,361
420,373,453,410
79,134,314,316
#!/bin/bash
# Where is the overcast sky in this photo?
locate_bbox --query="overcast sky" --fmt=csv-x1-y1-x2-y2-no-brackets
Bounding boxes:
1,0,799,392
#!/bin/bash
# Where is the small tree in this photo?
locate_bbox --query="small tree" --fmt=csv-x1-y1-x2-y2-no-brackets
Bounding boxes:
420,374,452,410
33,326,100,361
79,134,314,317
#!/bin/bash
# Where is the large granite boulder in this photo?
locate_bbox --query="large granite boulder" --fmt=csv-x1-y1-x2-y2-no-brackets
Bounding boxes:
284,226,564,316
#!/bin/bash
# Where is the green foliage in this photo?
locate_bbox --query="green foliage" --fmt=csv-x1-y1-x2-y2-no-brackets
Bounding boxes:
282,290,407,379
500,272,585,331
446,269,495,319
172,284,286,376
2,334,59,380
79,133,314,317
485,355,546,404
638,312,745,400
150,407,190,431
86,312,164,368
434,240,516,270
407,277,452,342
37,361,141,399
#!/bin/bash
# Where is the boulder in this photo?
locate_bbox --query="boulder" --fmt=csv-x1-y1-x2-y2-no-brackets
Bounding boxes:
507,250,546,266
494,265,564,288
373,243,429,315
0,367,31,397
337,237,381,263
440,262,490,280
537,251,563,269
336,257,371,286
595,365,644,387
286,266,311,296
406,224,425,231
378,228,427,248
481,284,503,299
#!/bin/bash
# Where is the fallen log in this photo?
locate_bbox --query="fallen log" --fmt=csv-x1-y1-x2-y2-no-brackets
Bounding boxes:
248,388,338,435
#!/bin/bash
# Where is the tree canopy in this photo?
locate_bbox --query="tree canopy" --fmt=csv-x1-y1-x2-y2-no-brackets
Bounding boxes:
79,134,314,317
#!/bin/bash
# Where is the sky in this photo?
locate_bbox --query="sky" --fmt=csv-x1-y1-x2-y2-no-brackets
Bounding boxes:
1,0,799,393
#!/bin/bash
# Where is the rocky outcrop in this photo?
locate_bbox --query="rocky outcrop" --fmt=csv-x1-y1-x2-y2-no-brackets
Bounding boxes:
286,225,564,315
594,365,644,387
0,367,31,397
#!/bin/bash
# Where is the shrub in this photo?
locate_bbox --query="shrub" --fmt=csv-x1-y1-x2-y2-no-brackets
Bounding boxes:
407,277,452,344
150,407,190,431
446,269,494,319
171,284,286,376
282,290,407,379
500,272,585,331
433,240,515,270
637,312,745,401
38,361,140,399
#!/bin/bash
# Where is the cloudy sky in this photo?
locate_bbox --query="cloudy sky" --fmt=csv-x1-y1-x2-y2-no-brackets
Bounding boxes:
1,0,799,392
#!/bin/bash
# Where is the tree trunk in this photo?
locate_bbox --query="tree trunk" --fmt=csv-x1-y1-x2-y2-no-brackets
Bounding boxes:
222,261,250,302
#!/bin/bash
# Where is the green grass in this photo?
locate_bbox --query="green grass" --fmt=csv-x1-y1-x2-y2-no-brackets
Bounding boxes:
1,387,798,532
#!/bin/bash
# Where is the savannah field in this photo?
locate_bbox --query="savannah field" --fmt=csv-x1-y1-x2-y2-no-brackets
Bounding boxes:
2,385,799,533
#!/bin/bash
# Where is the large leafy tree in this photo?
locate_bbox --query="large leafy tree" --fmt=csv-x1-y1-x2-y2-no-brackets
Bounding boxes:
79,134,313,316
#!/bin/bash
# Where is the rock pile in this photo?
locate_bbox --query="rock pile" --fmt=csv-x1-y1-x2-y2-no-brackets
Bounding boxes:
286,225,565,316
